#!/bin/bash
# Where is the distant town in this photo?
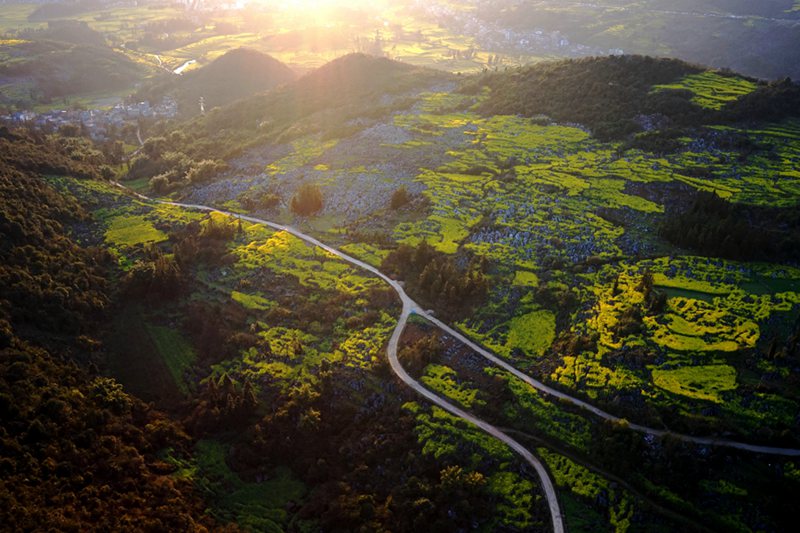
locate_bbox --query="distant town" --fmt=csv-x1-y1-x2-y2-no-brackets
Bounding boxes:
0,97,177,140
418,1,624,60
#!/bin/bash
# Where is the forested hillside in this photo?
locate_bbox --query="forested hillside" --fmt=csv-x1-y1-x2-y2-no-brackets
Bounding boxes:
469,55,800,139
0,37,145,107
0,132,213,531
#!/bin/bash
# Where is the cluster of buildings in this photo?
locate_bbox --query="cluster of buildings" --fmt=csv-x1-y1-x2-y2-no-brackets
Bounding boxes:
0,97,177,140
417,1,624,60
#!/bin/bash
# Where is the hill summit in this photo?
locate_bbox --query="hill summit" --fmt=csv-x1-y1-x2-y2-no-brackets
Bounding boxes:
140,48,297,115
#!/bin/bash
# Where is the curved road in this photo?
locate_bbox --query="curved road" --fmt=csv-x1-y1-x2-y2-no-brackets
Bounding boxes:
134,197,564,533
118,186,800,530
422,313,800,457
161,198,800,458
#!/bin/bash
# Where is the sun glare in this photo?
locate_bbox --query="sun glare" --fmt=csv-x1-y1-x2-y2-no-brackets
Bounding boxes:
252,0,383,28
271,0,371,12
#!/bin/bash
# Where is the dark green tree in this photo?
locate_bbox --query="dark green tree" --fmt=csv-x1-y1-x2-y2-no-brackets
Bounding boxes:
290,182,323,216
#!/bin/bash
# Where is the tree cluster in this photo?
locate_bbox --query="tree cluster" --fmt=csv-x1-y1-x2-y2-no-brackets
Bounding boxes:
122,248,184,302
724,77,800,124
399,332,444,375
186,375,258,435
381,242,489,320
0,134,218,530
127,133,227,193
170,216,239,274
660,190,800,262
0,136,112,335
0,129,101,180
228,362,524,532
239,190,281,211
0,337,214,531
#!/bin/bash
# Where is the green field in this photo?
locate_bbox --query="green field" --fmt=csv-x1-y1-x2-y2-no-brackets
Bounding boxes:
505,310,556,358
231,290,274,311
653,71,758,110
144,323,196,395
421,364,486,409
172,440,306,530
652,364,738,403
104,213,168,247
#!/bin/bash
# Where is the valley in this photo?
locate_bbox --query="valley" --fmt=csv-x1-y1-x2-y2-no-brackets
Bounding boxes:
2,1,800,532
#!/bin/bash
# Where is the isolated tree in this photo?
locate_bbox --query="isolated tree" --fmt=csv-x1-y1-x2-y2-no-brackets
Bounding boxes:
290,183,323,216
390,185,410,209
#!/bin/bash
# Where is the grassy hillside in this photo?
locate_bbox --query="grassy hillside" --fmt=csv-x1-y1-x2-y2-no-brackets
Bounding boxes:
468,55,800,139
468,55,705,139
165,53,450,160
201,52,449,141
136,47,297,116
0,38,146,108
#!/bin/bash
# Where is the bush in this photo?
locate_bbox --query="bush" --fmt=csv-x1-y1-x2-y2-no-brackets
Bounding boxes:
149,174,170,194
390,186,410,209
290,183,323,216
122,253,183,300
239,190,281,210
186,159,227,184
259,192,280,209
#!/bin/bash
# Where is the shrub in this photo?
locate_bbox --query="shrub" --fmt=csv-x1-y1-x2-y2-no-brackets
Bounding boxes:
149,174,170,194
240,190,280,210
186,159,227,184
122,253,183,300
290,182,323,216
390,186,410,209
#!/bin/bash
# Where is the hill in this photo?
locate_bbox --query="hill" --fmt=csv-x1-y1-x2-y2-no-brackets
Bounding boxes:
201,53,452,136
18,19,106,47
137,48,297,116
0,39,145,108
469,55,705,139
163,53,451,160
468,55,800,139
